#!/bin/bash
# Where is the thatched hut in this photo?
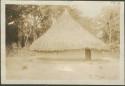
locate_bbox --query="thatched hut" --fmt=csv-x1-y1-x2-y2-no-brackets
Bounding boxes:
30,10,107,60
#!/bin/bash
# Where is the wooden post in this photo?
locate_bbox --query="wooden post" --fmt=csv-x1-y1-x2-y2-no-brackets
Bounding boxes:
85,48,91,60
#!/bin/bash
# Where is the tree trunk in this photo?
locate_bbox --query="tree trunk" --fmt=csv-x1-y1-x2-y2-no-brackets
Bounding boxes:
85,48,91,60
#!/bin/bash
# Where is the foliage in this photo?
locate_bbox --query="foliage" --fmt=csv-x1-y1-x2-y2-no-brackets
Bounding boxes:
6,5,66,48
95,4,120,50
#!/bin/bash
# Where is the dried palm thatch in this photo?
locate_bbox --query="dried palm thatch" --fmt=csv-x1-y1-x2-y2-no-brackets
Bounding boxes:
30,10,107,51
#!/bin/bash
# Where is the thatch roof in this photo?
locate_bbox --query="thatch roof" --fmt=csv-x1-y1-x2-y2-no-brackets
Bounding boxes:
30,10,107,51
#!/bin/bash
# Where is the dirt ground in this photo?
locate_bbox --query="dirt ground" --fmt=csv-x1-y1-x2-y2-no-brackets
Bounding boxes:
6,48,120,80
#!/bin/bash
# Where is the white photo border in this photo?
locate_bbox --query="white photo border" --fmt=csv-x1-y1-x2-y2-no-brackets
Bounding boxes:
1,0,124,85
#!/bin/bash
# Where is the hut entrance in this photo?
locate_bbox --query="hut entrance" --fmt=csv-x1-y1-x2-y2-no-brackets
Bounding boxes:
85,48,91,60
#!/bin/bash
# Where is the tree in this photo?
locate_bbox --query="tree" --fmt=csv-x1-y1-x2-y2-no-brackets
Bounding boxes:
95,4,120,51
6,5,67,48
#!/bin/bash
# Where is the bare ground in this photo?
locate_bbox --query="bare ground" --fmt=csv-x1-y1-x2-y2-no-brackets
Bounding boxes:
6,48,120,80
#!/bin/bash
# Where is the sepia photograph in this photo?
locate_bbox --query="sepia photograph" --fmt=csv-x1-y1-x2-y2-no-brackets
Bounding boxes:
1,0,124,85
